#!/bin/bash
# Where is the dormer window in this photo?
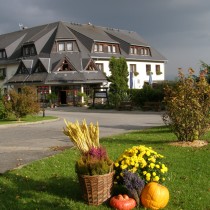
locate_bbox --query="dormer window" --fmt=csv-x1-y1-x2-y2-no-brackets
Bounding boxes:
108,44,117,53
94,43,103,52
67,42,73,51
23,45,36,56
0,68,6,79
0,50,6,59
58,43,65,51
112,45,116,53
130,46,150,56
57,41,74,52
57,59,76,71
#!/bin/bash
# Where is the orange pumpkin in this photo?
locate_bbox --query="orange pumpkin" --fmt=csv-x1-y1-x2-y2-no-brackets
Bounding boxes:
141,182,169,210
110,194,136,210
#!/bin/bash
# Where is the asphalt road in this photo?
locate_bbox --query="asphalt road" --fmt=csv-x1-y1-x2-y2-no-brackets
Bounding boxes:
0,107,164,173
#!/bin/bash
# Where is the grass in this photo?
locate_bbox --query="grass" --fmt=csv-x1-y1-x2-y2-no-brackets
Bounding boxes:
0,126,209,210
0,115,58,125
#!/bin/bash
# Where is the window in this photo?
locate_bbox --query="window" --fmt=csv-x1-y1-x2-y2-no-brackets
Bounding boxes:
130,64,138,76
0,68,6,79
94,44,98,52
130,46,150,56
58,43,65,51
58,59,75,71
23,45,36,56
99,44,103,52
57,41,74,52
96,63,104,71
130,47,135,54
25,47,29,55
94,43,104,52
146,64,151,75
67,42,73,51
108,45,112,53
130,64,136,73
156,65,162,75
130,46,138,55
0,50,6,59
112,45,116,53
144,48,148,55
107,44,117,53
30,46,35,55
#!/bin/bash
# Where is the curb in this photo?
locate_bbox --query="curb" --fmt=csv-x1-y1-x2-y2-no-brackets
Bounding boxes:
0,118,60,129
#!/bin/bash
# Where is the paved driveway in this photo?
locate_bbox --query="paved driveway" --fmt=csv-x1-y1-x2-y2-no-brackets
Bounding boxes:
0,107,164,173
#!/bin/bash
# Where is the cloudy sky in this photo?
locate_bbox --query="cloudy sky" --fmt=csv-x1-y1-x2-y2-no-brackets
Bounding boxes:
0,0,209,80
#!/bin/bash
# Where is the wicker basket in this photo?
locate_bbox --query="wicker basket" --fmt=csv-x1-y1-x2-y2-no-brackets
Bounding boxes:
77,171,115,205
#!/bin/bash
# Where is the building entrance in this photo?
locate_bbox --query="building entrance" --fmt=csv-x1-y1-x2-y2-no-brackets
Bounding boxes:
60,91,67,104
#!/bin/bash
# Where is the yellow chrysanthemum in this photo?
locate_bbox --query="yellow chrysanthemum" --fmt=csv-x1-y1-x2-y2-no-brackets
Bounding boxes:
146,176,151,181
115,162,119,167
143,171,147,175
153,176,160,182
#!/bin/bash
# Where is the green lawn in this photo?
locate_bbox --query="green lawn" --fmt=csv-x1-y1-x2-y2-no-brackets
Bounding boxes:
0,115,58,125
0,126,209,210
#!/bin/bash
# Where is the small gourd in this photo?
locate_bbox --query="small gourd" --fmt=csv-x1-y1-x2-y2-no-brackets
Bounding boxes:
141,182,169,210
110,194,136,210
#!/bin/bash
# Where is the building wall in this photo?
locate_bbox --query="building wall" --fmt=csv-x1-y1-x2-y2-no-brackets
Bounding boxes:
95,60,165,89
1,59,165,92
0,63,18,92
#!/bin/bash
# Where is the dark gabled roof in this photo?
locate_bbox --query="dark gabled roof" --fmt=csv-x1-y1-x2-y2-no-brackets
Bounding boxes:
83,70,107,83
26,72,48,83
7,74,29,84
82,58,98,70
105,29,149,46
2,21,167,86
0,20,166,62
45,71,84,84
50,53,82,72
22,59,33,69
66,22,118,43
55,22,76,40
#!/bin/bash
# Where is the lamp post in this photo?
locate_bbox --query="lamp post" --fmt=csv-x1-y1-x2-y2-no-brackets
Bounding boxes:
41,91,46,117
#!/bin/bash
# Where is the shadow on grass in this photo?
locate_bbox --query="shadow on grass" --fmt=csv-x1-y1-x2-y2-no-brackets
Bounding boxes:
0,173,83,210
100,126,175,147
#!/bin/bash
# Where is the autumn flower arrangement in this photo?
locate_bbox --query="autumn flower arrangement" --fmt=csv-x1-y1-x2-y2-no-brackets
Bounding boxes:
114,145,168,184
63,119,114,205
63,119,113,175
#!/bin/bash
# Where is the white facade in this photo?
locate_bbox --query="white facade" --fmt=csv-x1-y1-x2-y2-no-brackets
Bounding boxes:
95,60,165,89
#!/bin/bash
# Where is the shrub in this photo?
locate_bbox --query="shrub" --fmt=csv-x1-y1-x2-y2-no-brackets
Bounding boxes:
3,86,40,120
163,68,210,141
129,84,164,107
0,99,6,119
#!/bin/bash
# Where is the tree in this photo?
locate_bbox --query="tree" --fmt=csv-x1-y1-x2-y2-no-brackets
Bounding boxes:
200,60,210,83
163,68,210,142
108,57,129,107
3,86,40,120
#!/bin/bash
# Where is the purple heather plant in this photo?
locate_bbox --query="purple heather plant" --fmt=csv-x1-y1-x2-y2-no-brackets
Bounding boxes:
86,147,107,160
123,170,145,206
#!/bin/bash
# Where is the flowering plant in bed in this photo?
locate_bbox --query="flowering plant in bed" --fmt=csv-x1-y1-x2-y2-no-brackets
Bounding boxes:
114,145,168,184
